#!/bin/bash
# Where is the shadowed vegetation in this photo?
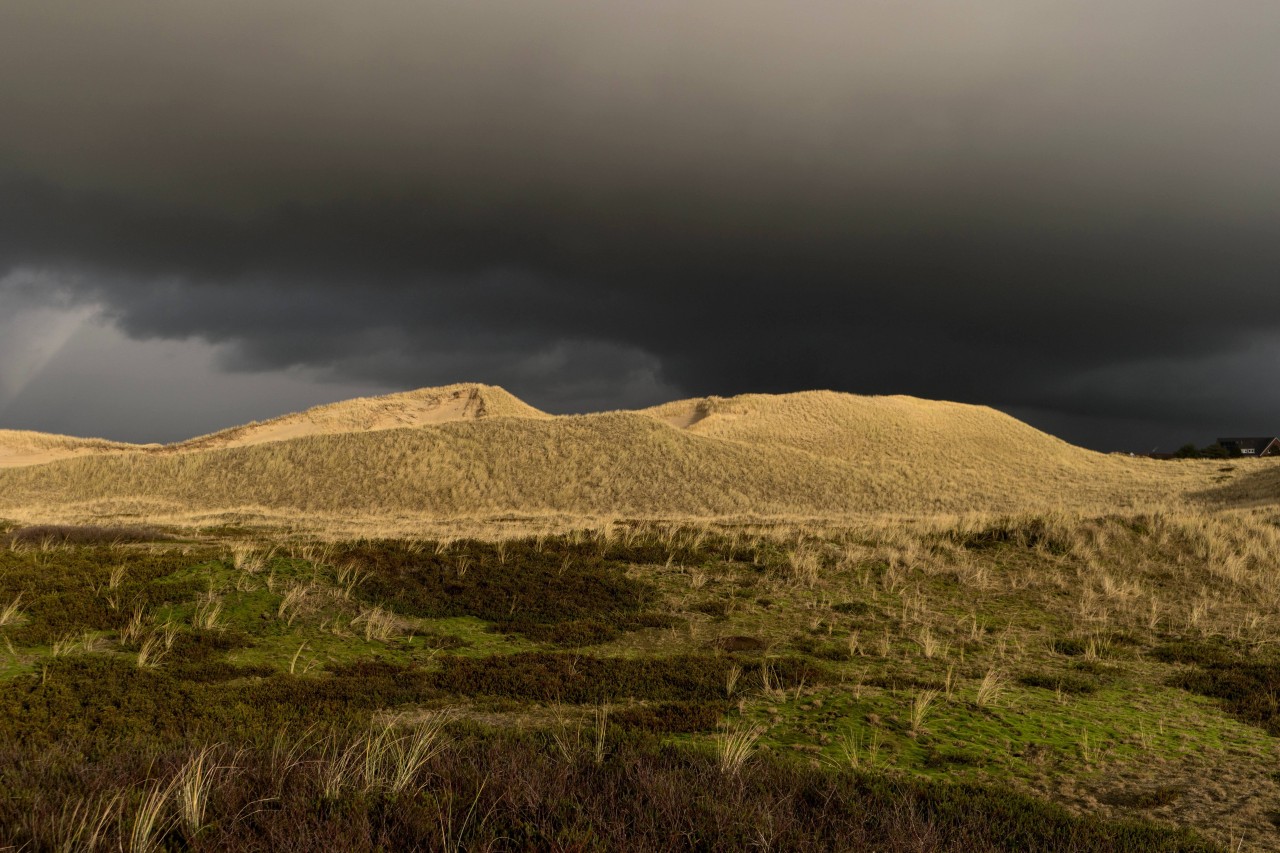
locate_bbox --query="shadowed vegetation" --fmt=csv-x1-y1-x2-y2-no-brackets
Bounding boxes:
0,727,1216,852
1156,640,1280,735
338,537,682,644
433,651,825,703
6,514,1280,849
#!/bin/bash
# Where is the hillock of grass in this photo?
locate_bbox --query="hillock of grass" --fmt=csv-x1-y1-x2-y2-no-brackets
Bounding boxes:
0,386,1253,523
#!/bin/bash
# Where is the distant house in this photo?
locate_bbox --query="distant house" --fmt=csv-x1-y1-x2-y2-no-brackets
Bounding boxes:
1216,437,1280,457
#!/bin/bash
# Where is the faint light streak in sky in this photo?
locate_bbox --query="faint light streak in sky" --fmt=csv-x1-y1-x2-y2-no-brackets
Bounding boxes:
0,272,99,417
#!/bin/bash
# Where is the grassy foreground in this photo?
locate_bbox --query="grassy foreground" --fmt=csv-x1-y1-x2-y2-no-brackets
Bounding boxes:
3,514,1279,850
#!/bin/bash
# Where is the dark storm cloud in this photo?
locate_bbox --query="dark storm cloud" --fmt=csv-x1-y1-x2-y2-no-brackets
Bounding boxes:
2,0,1279,448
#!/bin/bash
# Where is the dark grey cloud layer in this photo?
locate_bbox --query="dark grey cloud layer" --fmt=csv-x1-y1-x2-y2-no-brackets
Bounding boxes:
2,1,1279,449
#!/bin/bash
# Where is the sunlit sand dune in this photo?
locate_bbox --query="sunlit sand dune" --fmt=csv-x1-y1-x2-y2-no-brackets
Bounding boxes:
0,384,1269,525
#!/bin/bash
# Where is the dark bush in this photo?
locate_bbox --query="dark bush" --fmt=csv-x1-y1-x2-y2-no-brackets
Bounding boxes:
432,652,826,704
790,634,851,661
0,547,214,644
832,601,873,615
1018,672,1099,695
336,539,668,643
1170,660,1280,735
6,524,172,545
0,729,1219,852
1149,640,1238,667
611,701,728,733
0,656,442,753
1051,638,1087,657
691,599,729,618
712,635,768,652
952,518,1075,555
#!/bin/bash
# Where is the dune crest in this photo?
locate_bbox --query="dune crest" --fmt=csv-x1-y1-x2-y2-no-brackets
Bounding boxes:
0,430,141,469
1,383,1267,523
173,383,548,451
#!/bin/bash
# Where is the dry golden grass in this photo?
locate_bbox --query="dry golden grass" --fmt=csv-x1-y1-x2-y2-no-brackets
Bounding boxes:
0,429,140,469
172,383,548,451
0,383,1272,528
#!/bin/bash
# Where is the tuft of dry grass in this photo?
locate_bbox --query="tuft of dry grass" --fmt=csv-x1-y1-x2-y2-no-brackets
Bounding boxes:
592,705,609,766
725,663,743,698
352,605,399,642
136,633,168,669
289,641,313,675
715,721,765,775
53,793,123,853
909,689,939,737
192,593,223,631
175,745,228,834
230,544,269,574
788,547,822,587
320,713,454,798
917,626,945,660
974,669,1006,708
335,561,368,599
832,727,883,770
129,776,177,853
49,634,76,657
119,606,147,644
277,584,310,625
0,594,23,627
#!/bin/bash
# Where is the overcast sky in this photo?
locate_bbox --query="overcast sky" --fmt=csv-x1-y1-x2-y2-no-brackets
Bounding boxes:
2,1,1278,451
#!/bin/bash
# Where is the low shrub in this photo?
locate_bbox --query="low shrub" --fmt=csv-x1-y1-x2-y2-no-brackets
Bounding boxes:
0,656,442,753
337,539,669,643
611,701,728,733
0,728,1219,851
432,653,826,704
1018,672,1100,695
691,599,729,618
712,635,768,652
5,524,172,545
1170,660,1280,735
790,634,852,661
0,546,213,644
1051,638,1087,657
1149,640,1239,667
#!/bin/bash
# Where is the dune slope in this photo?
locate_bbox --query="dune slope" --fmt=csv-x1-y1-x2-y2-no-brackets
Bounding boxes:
174,383,548,451
0,384,1254,522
